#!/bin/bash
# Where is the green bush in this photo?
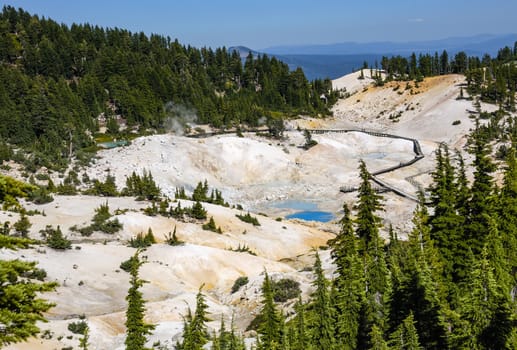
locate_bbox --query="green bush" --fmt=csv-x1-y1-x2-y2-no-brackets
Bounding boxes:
202,216,222,233
67,320,87,335
189,201,207,220
231,276,249,294
121,169,160,200
74,202,123,235
120,255,138,272
41,225,71,250
271,278,301,302
164,227,184,246
236,212,260,226
28,186,54,204
129,228,156,248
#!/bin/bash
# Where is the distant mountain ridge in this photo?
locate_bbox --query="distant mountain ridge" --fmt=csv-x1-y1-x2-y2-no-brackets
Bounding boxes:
228,46,260,58
230,34,517,80
261,33,517,56
228,46,381,80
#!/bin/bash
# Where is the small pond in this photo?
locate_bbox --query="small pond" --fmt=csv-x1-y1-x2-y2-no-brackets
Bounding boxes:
98,140,129,149
285,210,334,222
273,200,334,223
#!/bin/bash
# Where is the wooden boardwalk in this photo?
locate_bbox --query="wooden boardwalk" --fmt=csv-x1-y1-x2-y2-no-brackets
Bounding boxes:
311,128,425,203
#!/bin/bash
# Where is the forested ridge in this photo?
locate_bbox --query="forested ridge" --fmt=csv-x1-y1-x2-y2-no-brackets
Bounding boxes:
0,6,336,169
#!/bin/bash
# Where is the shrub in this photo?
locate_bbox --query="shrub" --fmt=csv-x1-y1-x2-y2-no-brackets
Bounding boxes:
189,201,207,220
56,184,77,195
120,255,138,272
164,226,183,246
74,202,123,235
452,120,461,125
28,187,54,204
236,212,260,226
41,225,71,250
271,278,301,302
229,244,256,255
13,213,31,237
129,228,156,248
121,169,160,200
231,276,249,293
202,216,222,233
67,320,87,335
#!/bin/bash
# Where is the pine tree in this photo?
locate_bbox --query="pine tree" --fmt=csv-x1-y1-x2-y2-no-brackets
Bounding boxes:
293,297,309,350
388,313,421,350
428,145,466,284
497,146,517,299
181,287,210,350
0,258,57,346
309,252,335,350
124,251,154,350
466,124,495,257
368,325,388,350
355,160,383,252
388,203,449,350
329,204,364,349
455,247,514,349
79,325,90,350
257,271,283,350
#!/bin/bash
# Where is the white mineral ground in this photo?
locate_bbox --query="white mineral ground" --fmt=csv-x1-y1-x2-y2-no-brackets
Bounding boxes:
1,70,503,349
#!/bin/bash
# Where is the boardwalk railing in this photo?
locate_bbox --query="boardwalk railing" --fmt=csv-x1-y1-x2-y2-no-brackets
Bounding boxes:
311,129,425,202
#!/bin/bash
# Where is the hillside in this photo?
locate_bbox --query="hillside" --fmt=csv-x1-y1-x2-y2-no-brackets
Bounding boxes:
3,69,510,349
1,6,516,349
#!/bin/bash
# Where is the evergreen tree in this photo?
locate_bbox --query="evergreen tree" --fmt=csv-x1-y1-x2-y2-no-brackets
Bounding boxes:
309,252,335,350
388,313,421,350
211,316,245,350
180,287,210,350
42,225,72,250
428,145,466,284
257,271,284,350
454,151,470,218
455,247,514,349
293,297,309,350
124,251,154,350
353,160,389,349
466,124,496,257
388,202,449,349
497,146,517,299
368,325,388,350
355,160,383,252
79,324,90,350
0,257,57,346
13,212,31,236
329,204,364,349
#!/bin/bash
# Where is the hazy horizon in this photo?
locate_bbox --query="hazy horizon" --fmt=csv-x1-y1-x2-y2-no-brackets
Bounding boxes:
2,0,516,50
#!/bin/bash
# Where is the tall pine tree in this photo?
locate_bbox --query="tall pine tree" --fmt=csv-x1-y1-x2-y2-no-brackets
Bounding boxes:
124,251,154,350
257,271,284,350
309,252,336,350
329,204,364,349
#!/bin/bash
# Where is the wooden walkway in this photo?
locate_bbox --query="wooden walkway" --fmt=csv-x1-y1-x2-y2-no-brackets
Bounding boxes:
310,128,425,202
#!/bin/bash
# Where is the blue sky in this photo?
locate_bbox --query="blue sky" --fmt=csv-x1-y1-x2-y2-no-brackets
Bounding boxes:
2,0,516,49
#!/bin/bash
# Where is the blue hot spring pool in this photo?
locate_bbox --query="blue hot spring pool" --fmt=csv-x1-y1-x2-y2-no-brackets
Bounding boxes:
285,210,334,222
273,200,334,223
